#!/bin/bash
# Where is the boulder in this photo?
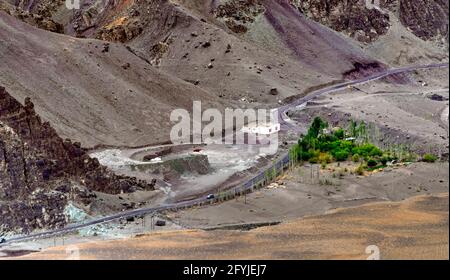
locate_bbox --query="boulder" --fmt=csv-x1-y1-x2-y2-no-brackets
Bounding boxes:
155,220,166,226
270,88,279,96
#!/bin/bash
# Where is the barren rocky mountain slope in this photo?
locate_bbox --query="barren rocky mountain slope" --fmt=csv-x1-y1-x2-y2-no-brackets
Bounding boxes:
1,1,447,127
398,0,449,41
290,0,448,65
0,11,225,148
0,0,446,146
291,0,448,44
0,86,155,233
291,0,391,43
3,0,441,148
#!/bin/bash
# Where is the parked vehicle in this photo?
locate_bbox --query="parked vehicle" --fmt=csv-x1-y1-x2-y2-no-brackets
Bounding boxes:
206,194,215,200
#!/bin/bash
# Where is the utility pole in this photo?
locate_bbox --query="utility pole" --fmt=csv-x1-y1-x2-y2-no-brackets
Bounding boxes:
151,216,154,231
317,165,320,183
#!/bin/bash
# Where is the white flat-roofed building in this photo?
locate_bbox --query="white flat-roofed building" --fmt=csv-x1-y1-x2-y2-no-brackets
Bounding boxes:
241,122,281,135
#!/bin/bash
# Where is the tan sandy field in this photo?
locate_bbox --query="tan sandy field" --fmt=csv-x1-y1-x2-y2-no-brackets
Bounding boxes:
9,193,448,260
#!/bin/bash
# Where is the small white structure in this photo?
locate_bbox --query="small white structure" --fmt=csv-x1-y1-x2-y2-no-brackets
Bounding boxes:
241,122,281,135
150,157,163,163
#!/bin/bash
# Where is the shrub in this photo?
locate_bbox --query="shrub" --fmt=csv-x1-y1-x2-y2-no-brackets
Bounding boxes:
333,128,345,140
383,152,396,162
370,147,383,157
304,149,320,164
352,154,360,163
423,154,438,163
355,164,365,175
319,134,338,144
338,140,354,153
380,156,389,166
402,152,417,163
297,150,311,161
367,158,378,167
297,147,314,161
319,152,333,164
352,144,382,157
308,149,320,162
334,150,349,161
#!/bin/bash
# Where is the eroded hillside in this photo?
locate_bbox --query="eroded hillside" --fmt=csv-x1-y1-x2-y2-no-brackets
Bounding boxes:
0,86,155,233
0,11,225,147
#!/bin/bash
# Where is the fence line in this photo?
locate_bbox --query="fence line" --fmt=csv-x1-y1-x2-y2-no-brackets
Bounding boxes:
172,153,293,209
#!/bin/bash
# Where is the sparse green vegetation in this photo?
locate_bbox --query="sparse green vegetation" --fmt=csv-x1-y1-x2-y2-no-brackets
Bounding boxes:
367,158,378,168
352,143,383,158
319,179,335,186
290,117,422,174
422,154,438,163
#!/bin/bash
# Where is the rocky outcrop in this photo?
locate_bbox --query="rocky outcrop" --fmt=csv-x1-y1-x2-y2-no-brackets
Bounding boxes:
291,0,390,43
0,1,63,33
5,0,447,45
96,17,144,42
0,120,72,233
291,0,449,43
399,0,449,42
87,0,187,44
0,86,155,233
0,86,154,195
214,0,265,33
9,0,64,17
